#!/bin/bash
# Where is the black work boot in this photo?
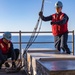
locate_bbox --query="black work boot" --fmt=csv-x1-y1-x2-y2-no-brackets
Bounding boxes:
66,48,71,54
66,50,71,54
0,61,5,69
0,63,2,69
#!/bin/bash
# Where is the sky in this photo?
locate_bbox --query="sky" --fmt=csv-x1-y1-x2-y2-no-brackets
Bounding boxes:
0,0,75,32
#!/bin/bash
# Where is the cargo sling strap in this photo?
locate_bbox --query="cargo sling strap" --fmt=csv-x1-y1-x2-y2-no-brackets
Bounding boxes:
24,0,45,54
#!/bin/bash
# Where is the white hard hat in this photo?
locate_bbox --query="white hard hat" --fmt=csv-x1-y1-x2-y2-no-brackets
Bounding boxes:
55,1,63,8
3,32,11,41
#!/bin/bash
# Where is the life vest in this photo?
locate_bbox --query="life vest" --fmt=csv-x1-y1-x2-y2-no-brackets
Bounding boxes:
52,12,68,36
0,38,11,54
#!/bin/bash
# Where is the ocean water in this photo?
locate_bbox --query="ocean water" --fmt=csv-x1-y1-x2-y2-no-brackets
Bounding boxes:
10,35,75,53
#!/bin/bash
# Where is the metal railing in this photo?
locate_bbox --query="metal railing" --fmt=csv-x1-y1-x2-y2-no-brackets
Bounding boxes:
0,30,74,57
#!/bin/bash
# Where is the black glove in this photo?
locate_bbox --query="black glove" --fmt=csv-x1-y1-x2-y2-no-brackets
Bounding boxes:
12,61,16,68
51,22,56,25
39,11,43,17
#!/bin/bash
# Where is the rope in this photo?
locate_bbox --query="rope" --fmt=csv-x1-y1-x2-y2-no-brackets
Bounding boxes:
24,0,45,54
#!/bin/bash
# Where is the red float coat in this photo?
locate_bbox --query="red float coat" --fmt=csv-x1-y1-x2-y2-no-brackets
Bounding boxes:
52,12,68,36
0,38,12,54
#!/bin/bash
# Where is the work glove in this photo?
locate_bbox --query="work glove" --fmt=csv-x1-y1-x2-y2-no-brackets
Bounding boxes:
50,21,56,25
39,11,43,17
12,61,16,68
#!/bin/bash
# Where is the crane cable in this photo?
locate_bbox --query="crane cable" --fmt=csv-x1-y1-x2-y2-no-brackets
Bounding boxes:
24,0,45,54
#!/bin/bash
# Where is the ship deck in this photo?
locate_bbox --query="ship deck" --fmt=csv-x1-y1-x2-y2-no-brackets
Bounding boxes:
0,48,75,75
24,48,75,75
0,62,26,75
0,69,26,75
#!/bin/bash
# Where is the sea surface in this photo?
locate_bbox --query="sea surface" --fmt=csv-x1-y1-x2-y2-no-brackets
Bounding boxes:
11,35,75,52
0,35,75,53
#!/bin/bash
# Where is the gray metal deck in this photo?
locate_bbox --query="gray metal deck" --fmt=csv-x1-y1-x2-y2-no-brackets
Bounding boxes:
0,69,26,75
36,59,75,75
24,48,75,75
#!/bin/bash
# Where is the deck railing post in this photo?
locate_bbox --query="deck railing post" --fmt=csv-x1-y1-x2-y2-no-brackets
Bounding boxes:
72,30,74,55
19,31,22,62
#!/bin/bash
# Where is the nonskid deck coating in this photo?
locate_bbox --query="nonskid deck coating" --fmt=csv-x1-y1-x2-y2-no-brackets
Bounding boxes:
24,48,75,75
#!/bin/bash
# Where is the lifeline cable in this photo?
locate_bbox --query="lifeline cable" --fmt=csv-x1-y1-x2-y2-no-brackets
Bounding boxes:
24,0,45,54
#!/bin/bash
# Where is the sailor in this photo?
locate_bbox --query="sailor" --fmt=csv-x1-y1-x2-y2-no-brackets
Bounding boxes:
0,32,19,69
39,1,71,54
